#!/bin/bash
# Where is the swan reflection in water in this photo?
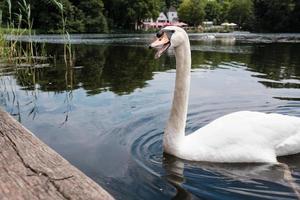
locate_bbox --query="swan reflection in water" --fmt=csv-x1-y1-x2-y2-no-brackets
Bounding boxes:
162,153,300,200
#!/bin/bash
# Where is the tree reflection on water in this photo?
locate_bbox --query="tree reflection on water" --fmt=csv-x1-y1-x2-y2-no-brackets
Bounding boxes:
1,42,300,123
5,42,300,96
12,44,172,96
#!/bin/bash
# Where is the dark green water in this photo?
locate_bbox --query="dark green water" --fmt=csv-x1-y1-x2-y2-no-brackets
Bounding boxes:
1,35,300,199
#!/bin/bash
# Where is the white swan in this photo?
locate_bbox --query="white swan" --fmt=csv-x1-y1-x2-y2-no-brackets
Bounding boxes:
150,26,300,163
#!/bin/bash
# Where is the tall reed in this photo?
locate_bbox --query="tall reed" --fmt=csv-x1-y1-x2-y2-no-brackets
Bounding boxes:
51,0,75,124
51,0,74,66
0,0,75,122
18,0,34,64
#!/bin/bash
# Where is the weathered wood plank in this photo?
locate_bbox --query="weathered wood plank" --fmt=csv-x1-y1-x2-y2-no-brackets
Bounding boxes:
0,108,114,200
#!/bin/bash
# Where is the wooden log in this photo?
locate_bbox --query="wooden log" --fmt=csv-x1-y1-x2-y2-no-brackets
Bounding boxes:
0,108,114,200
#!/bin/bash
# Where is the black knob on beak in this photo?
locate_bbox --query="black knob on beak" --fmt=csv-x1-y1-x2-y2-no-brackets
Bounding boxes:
149,45,152,49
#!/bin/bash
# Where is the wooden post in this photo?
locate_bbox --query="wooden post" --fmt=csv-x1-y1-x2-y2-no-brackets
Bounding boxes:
0,108,114,200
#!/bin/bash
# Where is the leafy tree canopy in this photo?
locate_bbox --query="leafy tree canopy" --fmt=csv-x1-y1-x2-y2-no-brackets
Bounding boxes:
253,0,298,32
2,0,107,33
103,0,162,30
1,0,300,33
178,0,205,26
204,0,222,24
165,0,182,8
227,0,253,29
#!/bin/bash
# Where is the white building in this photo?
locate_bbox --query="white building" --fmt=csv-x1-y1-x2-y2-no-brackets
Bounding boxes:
144,7,179,24
142,7,186,30
167,7,178,23
157,12,168,23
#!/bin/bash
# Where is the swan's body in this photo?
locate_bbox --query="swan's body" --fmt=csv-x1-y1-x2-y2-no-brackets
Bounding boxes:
150,26,300,163
179,111,300,162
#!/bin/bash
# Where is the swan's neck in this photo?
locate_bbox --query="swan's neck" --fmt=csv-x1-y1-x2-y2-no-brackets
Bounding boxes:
164,39,191,153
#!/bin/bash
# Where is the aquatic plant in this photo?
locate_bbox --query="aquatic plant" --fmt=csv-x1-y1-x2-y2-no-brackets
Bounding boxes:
0,0,50,67
51,0,75,124
0,0,75,123
18,0,34,64
0,0,74,66
50,0,74,67
1,0,29,64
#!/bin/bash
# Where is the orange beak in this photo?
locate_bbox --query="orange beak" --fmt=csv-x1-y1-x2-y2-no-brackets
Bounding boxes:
149,32,171,59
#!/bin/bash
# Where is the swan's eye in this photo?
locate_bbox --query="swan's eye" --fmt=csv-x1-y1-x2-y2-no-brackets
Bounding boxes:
156,31,164,38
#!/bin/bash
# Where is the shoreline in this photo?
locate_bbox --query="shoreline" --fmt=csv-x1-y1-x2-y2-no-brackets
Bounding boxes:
4,32,300,44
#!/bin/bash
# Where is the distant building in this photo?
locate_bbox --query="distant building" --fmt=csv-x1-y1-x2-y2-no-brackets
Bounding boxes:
142,7,186,30
157,12,168,23
167,7,178,23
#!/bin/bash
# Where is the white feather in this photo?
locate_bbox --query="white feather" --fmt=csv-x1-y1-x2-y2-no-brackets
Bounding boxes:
162,26,300,163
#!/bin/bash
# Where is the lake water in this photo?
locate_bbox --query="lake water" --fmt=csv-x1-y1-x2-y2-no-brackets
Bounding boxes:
1,34,300,199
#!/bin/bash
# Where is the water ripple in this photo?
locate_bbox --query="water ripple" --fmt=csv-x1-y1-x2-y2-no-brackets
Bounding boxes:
130,113,300,199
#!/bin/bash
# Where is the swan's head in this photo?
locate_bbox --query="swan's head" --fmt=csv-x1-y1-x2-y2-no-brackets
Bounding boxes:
149,26,188,59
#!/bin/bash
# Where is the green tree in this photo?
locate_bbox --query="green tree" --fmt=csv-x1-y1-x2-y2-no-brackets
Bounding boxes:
103,0,162,30
253,0,296,32
218,0,231,23
289,0,300,32
2,0,108,33
2,0,84,32
227,0,253,29
70,0,108,32
178,0,205,26
166,0,182,8
204,0,222,24
126,0,161,29
102,0,123,29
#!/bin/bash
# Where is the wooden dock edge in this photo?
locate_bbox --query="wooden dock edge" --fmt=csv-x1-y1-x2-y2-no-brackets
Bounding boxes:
0,108,114,200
